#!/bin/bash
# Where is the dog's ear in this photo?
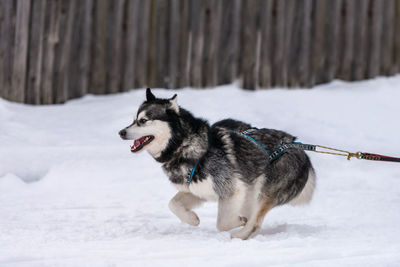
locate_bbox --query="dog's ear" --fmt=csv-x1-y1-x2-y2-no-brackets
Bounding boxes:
169,94,179,112
146,88,156,101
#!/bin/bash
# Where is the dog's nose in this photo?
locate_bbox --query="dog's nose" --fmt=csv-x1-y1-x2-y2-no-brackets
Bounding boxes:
119,129,127,138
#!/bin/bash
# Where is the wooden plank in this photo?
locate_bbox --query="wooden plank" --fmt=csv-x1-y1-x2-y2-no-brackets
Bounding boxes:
66,0,91,100
134,1,150,88
258,0,273,88
168,0,179,89
286,0,305,87
282,0,295,87
352,0,369,80
41,0,61,104
338,0,355,81
240,0,259,89
176,0,190,88
107,0,125,93
147,0,157,88
216,0,241,85
323,0,342,83
26,0,45,104
368,0,383,78
310,0,327,84
12,0,31,103
202,0,222,87
231,0,241,83
147,0,169,88
298,0,312,87
189,0,205,88
78,0,94,96
380,0,395,76
123,0,140,91
272,0,286,86
394,0,400,73
55,0,77,103
0,0,16,100
90,0,108,94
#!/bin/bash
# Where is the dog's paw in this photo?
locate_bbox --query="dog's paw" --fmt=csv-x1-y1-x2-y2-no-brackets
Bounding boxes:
231,225,260,240
183,211,200,226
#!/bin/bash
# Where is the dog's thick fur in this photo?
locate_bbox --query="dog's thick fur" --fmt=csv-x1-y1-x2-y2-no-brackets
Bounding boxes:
119,89,316,239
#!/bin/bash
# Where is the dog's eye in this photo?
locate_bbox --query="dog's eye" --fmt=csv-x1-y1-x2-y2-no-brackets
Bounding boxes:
139,118,147,124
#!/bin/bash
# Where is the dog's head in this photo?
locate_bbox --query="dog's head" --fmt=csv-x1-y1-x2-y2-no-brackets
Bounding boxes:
119,88,180,158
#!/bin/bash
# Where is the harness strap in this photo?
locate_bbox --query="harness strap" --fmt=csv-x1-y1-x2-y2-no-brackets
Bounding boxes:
233,130,305,164
187,163,198,184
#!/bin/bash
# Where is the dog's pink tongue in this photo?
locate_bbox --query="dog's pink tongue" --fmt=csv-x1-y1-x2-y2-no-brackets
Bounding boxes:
134,139,141,147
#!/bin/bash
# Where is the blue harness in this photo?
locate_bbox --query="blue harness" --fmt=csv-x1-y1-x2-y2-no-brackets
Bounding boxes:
186,129,316,184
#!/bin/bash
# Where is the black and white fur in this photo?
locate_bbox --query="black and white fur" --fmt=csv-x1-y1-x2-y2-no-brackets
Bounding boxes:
119,89,316,240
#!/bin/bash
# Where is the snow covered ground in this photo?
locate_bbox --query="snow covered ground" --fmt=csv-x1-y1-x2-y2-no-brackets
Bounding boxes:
1,76,400,266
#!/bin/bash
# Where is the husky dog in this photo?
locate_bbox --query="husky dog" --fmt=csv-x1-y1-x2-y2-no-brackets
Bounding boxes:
119,89,315,240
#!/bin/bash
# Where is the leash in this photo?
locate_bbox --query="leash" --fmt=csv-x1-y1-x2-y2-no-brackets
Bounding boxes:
238,128,400,163
186,129,400,184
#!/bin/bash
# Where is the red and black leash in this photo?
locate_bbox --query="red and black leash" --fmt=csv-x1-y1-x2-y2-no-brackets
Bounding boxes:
357,152,400,162
291,142,400,163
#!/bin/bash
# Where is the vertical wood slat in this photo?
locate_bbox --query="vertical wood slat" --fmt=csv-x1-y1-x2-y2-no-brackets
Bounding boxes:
134,1,150,89
123,0,140,91
12,0,31,103
298,0,312,87
368,0,384,78
55,0,77,103
240,0,260,89
90,0,108,94
168,0,179,89
272,0,286,86
381,0,395,76
202,0,222,87
107,0,125,93
286,0,305,88
338,0,355,81
352,0,369,80
41,0,60,104
394,0,400,73
0,0,16,100
175,0,190,88
258,0,273,88
67,0,91,99
26,0,44,104
217,0,241,85
310,0,327,85
78,0,93,97
189,0,205,88
147,0,169,88
323,0,342,83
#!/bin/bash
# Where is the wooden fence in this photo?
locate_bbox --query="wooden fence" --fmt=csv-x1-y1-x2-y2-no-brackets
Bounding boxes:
1,0,400,104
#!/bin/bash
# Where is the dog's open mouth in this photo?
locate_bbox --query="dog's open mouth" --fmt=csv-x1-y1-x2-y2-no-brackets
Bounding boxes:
131,135,154,152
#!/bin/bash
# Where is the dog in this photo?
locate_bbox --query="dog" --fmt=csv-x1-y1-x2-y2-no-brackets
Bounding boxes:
119,88,316,240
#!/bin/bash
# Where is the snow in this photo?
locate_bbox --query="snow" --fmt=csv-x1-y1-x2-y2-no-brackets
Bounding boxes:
1,76,400,266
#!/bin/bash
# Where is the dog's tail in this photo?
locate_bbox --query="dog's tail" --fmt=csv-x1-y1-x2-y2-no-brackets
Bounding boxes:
289,169,316,206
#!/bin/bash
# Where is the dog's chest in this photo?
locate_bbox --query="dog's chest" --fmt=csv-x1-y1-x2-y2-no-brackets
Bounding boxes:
173,178,218,201
163,163,218,201
187,177,218,201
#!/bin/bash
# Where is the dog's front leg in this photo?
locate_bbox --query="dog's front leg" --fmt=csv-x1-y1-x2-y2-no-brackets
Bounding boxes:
216,188,247,232
168,191,204,226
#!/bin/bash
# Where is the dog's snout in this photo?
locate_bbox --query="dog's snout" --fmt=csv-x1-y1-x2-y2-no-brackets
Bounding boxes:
119,129,127,138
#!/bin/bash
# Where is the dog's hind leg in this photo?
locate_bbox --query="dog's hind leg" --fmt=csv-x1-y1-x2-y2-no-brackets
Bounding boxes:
231,197,275,240
216,183,247,231
168,192,204,226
